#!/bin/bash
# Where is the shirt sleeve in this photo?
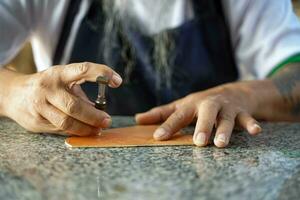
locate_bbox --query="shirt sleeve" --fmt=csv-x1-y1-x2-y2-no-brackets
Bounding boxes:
223,0,300,79
0,0,38,66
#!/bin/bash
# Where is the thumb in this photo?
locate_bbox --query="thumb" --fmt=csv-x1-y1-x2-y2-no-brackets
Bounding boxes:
58,62,122,88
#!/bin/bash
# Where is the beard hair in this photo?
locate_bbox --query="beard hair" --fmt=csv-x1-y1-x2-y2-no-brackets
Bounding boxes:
100,0,175,90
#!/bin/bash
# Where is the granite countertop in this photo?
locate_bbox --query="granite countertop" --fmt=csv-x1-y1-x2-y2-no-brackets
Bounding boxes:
0,116,299,200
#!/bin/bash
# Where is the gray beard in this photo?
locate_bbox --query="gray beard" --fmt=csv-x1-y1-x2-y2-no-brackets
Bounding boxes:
100,0,175,89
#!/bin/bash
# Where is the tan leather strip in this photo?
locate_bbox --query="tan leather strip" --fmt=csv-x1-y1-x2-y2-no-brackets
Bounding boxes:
65,125,193,148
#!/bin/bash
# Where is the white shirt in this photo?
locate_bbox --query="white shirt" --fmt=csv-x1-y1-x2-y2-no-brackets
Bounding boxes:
0,0,300,79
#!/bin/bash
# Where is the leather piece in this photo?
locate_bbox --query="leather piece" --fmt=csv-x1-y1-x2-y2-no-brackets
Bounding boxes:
65,125,193,148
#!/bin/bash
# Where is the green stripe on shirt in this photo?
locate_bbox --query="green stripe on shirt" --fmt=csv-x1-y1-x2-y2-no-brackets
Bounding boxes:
268,53,300,77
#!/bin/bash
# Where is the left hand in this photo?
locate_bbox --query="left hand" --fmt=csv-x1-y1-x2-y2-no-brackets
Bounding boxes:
135,82,262,148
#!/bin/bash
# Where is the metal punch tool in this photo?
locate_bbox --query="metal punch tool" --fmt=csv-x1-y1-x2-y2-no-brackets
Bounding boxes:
95,76,109,110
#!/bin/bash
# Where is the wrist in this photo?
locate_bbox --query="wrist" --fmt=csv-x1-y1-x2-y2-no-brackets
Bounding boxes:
221,81,260,114
245,79,282,120
0,69,26,117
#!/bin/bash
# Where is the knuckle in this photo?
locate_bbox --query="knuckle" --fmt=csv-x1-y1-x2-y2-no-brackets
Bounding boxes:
149,107,167,121
202,98,220,109
44,67,58,78
77,62,90,74
36,76,50,90
172,111,186,122
217,85,232,95
32,99,44,112
200,118,215,130
36,69,59,90
235,107,244,113
98,64,112,76
65,98,80,115
220,112,235,123
221,98,230,105
32,117,45,127
160,110,188,133
59,116,73,130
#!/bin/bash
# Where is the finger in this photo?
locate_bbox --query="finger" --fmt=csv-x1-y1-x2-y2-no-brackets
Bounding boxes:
153,105,195,140
135,103,176,125
39,102,101,136
214,109,236,148
193,100,221,147
25,114,60,133
71,84,94,105
236,112,262,135
46,89,111,128
57,62,122,88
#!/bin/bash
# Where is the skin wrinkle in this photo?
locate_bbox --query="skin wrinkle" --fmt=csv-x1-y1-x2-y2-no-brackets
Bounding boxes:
271,63,300,116
0,63,117,135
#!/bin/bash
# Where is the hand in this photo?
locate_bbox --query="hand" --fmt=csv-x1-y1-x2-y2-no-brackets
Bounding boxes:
3,62,122,136
135,82,262,148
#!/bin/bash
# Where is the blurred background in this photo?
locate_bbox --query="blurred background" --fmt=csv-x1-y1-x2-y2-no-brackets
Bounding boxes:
5,0,300,74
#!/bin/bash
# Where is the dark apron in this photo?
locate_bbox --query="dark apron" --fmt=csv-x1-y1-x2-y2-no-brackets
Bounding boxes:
53,0,238,115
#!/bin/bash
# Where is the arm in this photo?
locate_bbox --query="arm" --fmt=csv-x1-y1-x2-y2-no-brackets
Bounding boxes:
256,63,300,121
0,63,122,136
0,1,119,135
224,0,300,79
0,68,22,117
135,65,300,148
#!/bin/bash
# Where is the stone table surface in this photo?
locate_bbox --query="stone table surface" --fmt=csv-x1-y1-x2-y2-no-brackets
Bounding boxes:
0,116,299,200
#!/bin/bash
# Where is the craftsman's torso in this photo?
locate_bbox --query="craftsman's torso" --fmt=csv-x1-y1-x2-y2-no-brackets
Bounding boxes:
54,0,238,115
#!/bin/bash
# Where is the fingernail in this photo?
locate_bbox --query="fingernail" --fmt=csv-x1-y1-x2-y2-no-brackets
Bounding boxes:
253,124,262,131
101,117,112,127
154,128,167,139
215,133,227,145
112,73,122,86
250,124,262,134
194,132,207,146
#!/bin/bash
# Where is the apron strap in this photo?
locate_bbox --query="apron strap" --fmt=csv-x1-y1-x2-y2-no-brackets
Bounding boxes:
53,0,82,65
192,0,238,82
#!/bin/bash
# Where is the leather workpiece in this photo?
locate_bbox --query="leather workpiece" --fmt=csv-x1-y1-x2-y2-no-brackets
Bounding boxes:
65,125,193,148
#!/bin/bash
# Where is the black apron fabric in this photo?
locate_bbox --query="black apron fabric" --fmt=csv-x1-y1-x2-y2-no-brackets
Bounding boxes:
53,0,238,115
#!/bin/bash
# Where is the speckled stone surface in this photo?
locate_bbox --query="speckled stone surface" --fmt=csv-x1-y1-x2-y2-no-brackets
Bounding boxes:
0,116,299,200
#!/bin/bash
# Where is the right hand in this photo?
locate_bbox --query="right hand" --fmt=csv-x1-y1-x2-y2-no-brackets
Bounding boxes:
3,62,122,136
